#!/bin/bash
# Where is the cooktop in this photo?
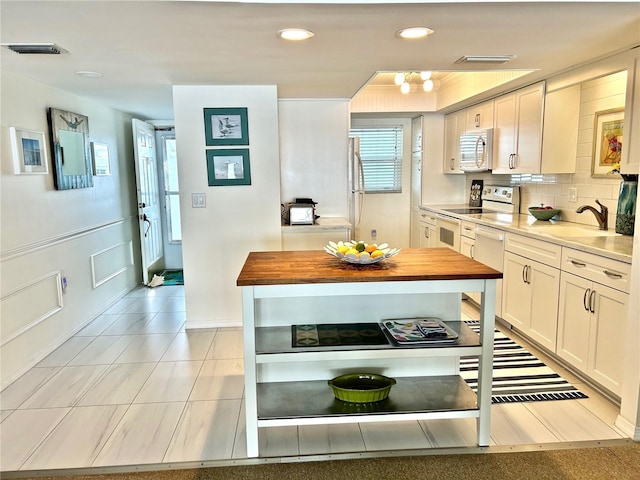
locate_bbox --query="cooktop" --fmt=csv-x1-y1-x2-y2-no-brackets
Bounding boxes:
442,207,486,215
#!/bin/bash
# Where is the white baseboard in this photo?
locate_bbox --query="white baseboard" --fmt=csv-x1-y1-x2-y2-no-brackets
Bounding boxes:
185,320,242,330
615,414,640,440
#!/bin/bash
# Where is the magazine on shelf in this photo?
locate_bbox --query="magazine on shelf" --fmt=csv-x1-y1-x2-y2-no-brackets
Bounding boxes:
381,318,459,345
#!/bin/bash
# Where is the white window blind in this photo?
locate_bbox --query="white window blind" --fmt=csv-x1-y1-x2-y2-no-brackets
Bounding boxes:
350,126,403,193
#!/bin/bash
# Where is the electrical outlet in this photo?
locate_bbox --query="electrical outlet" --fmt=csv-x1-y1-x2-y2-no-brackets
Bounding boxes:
371,229,377,241
568,187,578,202
191,193,206,208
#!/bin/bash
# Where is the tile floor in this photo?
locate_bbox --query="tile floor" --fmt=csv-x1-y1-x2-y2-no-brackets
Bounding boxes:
0,285,628,474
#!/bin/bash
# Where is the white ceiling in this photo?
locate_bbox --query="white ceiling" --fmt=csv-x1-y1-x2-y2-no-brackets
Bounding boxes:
1,1,639,120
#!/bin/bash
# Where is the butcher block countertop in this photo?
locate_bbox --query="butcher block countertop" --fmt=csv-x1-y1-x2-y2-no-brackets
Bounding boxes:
237,247,502,286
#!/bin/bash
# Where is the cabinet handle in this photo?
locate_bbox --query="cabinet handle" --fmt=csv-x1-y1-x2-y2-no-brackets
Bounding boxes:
421,213,427,218
603,270,623,280
526,265,532,284
475,113,480,128
589,289,596,314
583,288,591,311
522,265,527,284
570,259,587,268
450,158,455,170
424,226,429,238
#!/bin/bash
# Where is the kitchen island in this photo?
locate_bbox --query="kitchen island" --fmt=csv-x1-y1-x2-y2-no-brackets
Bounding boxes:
237,248,502,457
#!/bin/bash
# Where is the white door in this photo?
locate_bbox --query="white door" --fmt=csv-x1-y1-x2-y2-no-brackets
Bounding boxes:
132,119,164,285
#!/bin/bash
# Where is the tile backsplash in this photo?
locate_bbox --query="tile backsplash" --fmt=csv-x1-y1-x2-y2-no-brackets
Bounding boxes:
466,70,632,231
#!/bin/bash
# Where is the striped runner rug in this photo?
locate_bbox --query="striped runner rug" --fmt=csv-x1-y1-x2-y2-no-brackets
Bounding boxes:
461,321,588,404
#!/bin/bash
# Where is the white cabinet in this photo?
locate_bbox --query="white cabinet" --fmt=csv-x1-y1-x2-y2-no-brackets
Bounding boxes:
418,210,437,248
621,51,640,175
557,248,630,395
501,234,562,351
540,84,581,174
465,100,494,131
492,82,545,174
460,221,481,304
443,110,465,174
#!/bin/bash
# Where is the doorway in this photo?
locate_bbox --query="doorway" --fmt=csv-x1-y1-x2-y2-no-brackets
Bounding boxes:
155,128,183,271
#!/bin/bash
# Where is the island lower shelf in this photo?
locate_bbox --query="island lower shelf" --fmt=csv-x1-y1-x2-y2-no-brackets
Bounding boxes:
257,375,478,426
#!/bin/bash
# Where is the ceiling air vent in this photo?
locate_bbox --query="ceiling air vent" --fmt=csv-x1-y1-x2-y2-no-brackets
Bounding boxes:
2,43,67,54
455,55,516,65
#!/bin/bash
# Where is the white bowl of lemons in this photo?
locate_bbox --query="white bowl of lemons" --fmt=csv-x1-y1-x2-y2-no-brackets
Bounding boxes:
324,240,400,265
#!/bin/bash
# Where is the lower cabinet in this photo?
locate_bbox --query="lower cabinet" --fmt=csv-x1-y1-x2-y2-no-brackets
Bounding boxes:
502,251,560,351
418,211,437,248
557,271,628,395
460,222,481,304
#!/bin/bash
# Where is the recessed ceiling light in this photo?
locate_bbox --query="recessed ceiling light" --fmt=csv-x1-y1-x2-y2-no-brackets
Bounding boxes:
75,70,102,78
277,28,314,41
396,26,434,39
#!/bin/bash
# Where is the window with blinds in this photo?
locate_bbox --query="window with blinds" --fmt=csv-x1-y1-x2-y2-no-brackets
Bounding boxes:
350,126,403,193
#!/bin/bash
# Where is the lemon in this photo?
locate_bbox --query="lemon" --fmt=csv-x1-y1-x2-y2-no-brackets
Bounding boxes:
337,245,349,255
346,248,359,256
371,249,384,258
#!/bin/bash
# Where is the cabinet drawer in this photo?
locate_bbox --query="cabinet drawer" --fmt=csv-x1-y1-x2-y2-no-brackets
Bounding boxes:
461,220,476,239
562,248,630,293
505,233,562,268
419,210,438,226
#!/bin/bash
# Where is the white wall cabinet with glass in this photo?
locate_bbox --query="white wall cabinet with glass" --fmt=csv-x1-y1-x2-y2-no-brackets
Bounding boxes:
501,234,562,352
557,248,630,396
443,110,466,174
492,82,545,174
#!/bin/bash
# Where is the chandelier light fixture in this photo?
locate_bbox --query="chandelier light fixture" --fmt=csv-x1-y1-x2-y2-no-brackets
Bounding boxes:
395,71,436,94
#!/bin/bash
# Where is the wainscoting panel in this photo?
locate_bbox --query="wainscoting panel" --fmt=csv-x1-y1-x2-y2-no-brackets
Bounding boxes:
91,241,134,288
0,272,63,346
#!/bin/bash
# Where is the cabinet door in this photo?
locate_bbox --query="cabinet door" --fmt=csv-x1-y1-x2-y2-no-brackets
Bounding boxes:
528,261,560,351
460,236,481,303
466,100,494,131
588,284,628,395
557,272,591,370
492,93,517,173
419,222,431,248
513,83,544,173
502,252,531,330
443,110,465,174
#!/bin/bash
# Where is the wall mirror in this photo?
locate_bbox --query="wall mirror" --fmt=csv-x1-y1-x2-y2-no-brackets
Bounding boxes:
47,107,94,189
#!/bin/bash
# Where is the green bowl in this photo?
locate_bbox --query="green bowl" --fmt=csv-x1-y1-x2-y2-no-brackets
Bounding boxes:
328,373,396,403
529,207,560,221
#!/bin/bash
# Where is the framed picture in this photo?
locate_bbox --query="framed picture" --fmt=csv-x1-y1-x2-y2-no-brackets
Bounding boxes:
47,107,93,190
206,149,251,186
203,107,249,146
9,127,48,174
91,142,111,175
591,108,624,178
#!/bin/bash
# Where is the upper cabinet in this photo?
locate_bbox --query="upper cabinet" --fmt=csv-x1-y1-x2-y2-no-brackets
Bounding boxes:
465,99,494,131
492,82,545,174
443,110,465,174
621,51,640,175
540,84,581,174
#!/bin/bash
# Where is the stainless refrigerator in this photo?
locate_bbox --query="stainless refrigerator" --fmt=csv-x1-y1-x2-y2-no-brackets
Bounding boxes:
347,136,364,240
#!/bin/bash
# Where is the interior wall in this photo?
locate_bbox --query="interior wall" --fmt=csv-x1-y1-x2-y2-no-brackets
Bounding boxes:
172,85,282,328
279,99,349,218
0,70,140,388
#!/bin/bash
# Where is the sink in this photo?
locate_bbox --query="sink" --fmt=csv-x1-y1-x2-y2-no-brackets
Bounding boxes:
530,224,619,237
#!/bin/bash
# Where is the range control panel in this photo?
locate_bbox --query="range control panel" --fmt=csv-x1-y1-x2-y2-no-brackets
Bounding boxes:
481,185,520,213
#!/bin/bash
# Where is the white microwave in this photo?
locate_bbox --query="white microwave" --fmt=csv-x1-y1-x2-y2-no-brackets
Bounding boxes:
459,128,493,172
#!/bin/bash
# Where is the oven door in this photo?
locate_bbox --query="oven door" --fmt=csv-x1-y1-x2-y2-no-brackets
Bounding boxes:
435,214,461,252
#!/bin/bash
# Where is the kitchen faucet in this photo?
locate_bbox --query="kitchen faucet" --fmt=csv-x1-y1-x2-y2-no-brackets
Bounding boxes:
576,199,608,230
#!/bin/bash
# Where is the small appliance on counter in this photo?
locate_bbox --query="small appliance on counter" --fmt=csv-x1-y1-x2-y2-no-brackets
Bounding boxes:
282,198,318,225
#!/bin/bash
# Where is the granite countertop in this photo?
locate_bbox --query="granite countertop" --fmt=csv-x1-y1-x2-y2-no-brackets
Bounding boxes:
420,204,633,264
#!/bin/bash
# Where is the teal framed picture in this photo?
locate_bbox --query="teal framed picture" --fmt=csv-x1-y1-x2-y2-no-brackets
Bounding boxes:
206,149,251,186
203,107,249,146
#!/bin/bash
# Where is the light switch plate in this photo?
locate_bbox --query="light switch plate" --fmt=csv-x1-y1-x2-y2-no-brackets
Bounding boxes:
191,193,206,208
568,187,577,202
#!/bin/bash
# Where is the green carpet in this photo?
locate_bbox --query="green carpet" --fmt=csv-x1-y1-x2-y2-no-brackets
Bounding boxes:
160,269,183,285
